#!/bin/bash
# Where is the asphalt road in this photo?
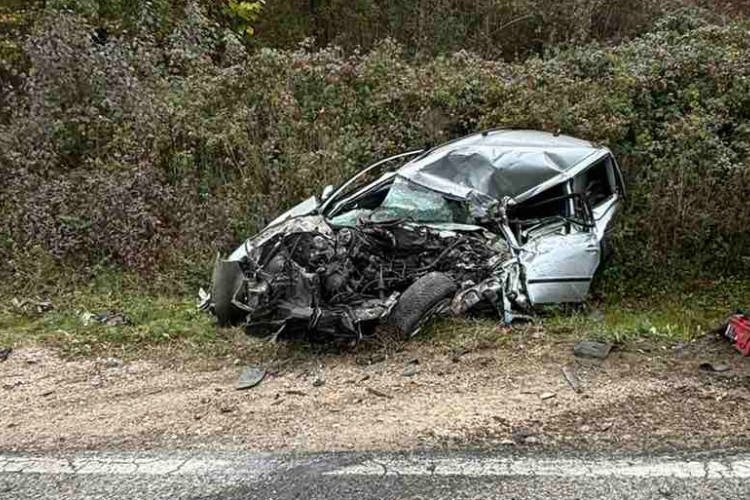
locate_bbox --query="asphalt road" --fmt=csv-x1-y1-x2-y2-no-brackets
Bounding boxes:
2,449,750,499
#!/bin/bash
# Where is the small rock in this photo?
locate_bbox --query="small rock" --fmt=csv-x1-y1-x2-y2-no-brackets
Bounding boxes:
540,392,556,400
402,367,419,377
406,358,420,365
0,347,12,362
580,425,591,433
499,439,515,446
450,348,470,363
588,309,605,321
285,390,307,397
526,326,544,340
525,436,541,445
366,387,392,399
658,486,672,497
511,428,534,443
312,378,325,387
219,405,235,414
574,341,612,359
193,414,203,421
372,354,387,364
7,422,17,428
356,353,387,366
699,362,730,373
103,357,123,369
673,341,688,356
40,390,54,397
477,356,494,367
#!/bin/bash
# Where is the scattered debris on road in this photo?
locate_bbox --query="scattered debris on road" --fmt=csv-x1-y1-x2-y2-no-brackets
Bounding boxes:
699,362,731,373
11,297,53,316
511,428,537,444
356,353,387,366
540,392,556,400
366,387,392,399
450,348,471,363
103,357,123,369
80,310,132,327
237,366,266,390
574,341,612,360
562,366,582,392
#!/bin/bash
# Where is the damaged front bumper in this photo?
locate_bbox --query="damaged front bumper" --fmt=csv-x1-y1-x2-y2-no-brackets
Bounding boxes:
200,215,526,341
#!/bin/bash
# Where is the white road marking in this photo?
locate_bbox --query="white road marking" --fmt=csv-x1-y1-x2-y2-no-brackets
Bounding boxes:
2,452,749,480
325,456,750,479
0,453,277,476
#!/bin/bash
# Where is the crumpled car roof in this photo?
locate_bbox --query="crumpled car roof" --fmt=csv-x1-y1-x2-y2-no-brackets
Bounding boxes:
398,129,603,203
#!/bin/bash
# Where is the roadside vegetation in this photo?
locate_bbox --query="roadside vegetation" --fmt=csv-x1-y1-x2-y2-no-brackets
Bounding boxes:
1,1,750,355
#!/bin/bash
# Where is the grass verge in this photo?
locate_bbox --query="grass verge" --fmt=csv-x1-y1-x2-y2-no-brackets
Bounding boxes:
1,277,749,361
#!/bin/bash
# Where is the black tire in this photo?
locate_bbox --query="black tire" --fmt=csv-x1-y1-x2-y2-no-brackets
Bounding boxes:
390,272,457,338
212,260,246,326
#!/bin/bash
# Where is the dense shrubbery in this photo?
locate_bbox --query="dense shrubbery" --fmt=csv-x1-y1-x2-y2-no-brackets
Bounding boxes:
1,4,750,295
254,0,750,59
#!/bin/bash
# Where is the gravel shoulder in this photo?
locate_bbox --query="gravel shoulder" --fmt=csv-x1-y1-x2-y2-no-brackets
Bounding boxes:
2,334,750,452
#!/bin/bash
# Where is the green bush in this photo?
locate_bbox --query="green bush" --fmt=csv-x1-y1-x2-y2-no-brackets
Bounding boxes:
1,6,749,296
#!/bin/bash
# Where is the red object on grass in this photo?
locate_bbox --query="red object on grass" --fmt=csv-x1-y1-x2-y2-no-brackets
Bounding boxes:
726,313,750,356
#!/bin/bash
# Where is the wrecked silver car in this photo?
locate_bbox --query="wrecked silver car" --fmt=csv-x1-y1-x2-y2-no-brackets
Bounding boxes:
201,130,624,341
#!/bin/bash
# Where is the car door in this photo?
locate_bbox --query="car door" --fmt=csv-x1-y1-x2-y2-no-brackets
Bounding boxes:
518,211,601,304
516,155,620,304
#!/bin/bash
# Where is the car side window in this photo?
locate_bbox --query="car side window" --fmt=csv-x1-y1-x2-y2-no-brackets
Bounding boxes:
573,158,614,207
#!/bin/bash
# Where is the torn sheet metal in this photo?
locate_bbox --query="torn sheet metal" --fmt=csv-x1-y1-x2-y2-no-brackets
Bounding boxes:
210,214,515,341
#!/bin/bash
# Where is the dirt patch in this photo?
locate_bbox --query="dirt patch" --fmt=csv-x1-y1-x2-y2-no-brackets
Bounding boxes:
2,335,750,452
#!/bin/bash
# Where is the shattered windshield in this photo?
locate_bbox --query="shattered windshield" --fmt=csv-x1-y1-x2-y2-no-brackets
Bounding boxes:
329,177,470,226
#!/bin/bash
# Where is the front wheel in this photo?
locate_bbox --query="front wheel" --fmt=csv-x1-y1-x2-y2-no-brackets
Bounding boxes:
389,272,457,338
212,259,246,326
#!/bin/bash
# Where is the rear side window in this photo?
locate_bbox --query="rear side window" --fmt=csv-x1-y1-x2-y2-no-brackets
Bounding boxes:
573,159,613,207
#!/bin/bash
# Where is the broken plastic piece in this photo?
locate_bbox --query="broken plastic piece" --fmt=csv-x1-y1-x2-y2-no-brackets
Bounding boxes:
723,313,750,356
237,366,266,390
